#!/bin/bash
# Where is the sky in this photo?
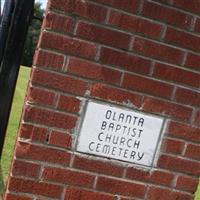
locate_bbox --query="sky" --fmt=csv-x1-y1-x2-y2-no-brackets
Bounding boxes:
1,0,48,12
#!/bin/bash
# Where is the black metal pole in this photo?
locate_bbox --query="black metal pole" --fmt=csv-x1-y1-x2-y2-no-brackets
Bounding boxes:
0,0,35,157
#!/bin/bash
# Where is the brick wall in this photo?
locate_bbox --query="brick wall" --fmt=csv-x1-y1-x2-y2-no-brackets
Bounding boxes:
4,0,200,199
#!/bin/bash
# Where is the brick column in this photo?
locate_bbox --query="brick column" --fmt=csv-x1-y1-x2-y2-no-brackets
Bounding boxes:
4,0,200,200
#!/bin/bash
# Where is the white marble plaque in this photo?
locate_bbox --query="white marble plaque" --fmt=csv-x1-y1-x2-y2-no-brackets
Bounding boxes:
77,101,164,166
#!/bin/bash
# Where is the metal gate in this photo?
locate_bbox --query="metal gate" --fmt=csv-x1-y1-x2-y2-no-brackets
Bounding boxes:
0,0,35,157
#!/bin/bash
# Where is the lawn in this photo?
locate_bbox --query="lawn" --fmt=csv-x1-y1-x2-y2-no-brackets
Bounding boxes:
0,66,31,194
0,66,199,199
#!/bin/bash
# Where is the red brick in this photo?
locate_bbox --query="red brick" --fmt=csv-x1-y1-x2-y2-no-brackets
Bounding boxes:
68,57,122,85
49,0,107,23
185,144,200,161
165,27,200,52
195,110,200,126
109,11,163,39
33,50,64,70
12,159,40,178
161,138,185,155
95,0,139,13
153,63,200,88
48,130,72,149
173,0,200,15
73,156,124,177
132,37,184,65
168,121,200,143
126,167,150,182
126,168,173,186
100,47,151,75
76,22,131,50
4,193,33,200
57,95,81,113
27,86,56,106
158,154,200,175
19,124,47,142
90,83,142,108
175,87,200,107
32,68,88,96
24,106,77,130
65,187,115,200
150,170,174,186
185,53,200,71
43,167,94,188
147,186,193,200
96,176,145,198
15,142,71,165
143,97,192,121
194,18,200,33
8,177,62,199
40,32,97,59
176,175,199,193
44,12,75,33
122,73,173,99
142,1,193,30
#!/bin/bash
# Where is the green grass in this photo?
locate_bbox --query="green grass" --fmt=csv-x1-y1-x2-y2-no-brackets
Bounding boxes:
0,66,200,199
1,66,30,192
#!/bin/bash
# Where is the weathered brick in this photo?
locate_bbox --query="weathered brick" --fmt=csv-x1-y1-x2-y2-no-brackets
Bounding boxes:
184,143,200,161
175,87,200,107
194,18,200,33
19,124,48,142
4,193,33,200
48,130,72,149
33,50,64,70
176,175,199,193
15,142,71,165
147,186,193,200
173,0,200,15
143,97,192,122
95,0,139,13
165,27,200,52
57,95,81,113
100,47,151,75
126,168,174,186
122,73,173,99
44,12,75,33
168,121,200,143
43,167,95,188
40,31,97,59
108,11,163,39
49,0,107,23
12,159,40,178
8,177,63,199
64,187,115,200
73,156,124,177
24,106,77,130
32,68,88,96
161,138,185,155
96,176,146,198
90,83,142,108
158,154,200,175
185,53,200,71
27,86,56,106
132,37,184,65
195,110,200,126
68,57,122,85
76,22,131,50
142,1,193,29
153,62,200,88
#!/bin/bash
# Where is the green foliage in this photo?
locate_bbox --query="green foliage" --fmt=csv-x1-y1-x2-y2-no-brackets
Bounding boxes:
21,2,44,67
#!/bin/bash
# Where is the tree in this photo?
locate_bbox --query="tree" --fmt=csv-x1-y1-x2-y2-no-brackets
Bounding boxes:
21,2,44,67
